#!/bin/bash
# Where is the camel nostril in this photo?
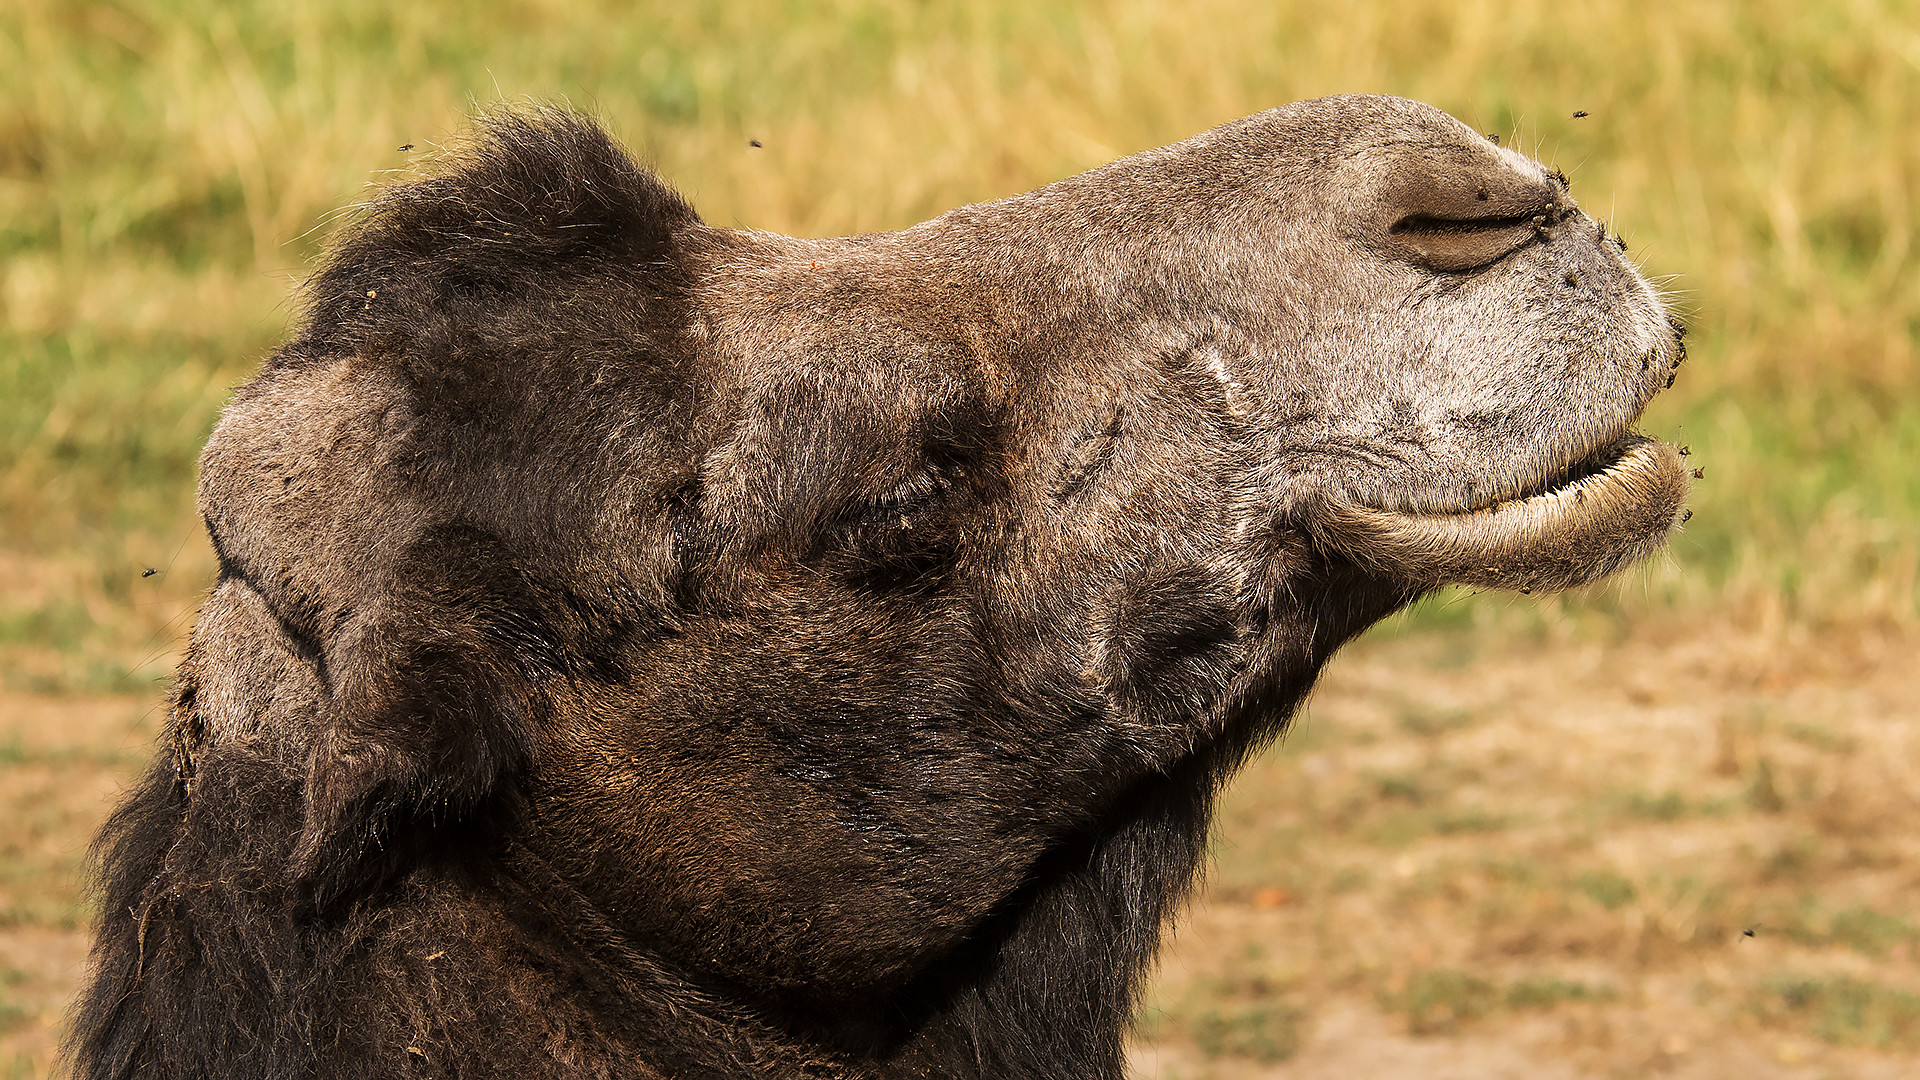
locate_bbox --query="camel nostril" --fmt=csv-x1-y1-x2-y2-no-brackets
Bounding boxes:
1388,210,1549,272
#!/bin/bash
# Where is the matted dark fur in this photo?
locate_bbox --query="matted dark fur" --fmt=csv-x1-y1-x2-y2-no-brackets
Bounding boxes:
70,97,1688,1079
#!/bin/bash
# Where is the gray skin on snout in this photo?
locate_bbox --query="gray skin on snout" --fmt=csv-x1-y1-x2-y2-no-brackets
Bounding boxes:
69,94,1688,1080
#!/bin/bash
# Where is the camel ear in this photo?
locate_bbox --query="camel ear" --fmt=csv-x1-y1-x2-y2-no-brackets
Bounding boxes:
291,527,556,903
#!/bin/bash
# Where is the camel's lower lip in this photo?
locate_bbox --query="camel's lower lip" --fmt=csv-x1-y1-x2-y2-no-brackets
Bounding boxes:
1310,435,1692,593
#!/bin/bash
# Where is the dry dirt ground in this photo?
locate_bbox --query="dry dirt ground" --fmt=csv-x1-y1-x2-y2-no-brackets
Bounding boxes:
1133,615,1920,1079
2,615,1916,1079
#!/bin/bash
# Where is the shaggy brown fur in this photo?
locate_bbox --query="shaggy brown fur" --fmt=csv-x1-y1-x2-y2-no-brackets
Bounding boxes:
69,97,1687,1079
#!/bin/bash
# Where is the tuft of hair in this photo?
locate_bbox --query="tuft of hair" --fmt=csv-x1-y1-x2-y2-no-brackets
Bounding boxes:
292,105,700,365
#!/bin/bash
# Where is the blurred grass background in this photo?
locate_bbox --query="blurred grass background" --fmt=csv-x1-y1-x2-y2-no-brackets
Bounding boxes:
1,1,1918,1076
2,0,1917,697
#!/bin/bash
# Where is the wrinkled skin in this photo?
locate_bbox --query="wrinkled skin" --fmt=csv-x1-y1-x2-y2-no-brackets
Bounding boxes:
69,95,1687,1080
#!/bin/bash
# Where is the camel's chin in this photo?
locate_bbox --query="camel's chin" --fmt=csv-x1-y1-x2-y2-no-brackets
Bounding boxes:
1311,435,1692,592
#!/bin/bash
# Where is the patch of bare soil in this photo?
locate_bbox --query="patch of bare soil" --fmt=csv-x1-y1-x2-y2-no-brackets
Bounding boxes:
0,695,154,1078
1,618,1915,1078
1132,615,1920,1079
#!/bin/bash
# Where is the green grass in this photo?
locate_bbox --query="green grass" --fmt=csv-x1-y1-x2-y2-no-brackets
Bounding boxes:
0,6,1914,672
1504,977,1609,1010
1621,790,1691,821
0,967,24,1036
1187,1003,1306,1063
1574,871,1638,911
1757,976,1920,1052
1383,970,1501,1035
1151,969,1311,1063
1774,905,1920,959
1826,908,1916,959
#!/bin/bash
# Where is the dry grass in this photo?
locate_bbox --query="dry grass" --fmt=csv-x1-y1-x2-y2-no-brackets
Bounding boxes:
4,1,1917,684
3,1,1916,695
